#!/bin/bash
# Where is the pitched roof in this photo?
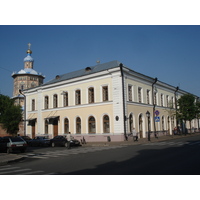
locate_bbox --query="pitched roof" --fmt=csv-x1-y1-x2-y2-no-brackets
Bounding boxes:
43,60,121,86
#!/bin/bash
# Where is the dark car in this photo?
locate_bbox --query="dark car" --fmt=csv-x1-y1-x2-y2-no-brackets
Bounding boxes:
2,136,27,153
20,136,32,146
50,135,80,148
29,136,50,147
0,137,7,153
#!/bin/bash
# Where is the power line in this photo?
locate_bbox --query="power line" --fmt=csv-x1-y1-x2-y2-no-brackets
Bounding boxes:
0,66,13,73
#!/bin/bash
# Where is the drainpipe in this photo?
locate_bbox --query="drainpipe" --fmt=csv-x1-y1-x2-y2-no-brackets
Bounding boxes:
152,77,158,138
120,63,127,141
19,89,26,136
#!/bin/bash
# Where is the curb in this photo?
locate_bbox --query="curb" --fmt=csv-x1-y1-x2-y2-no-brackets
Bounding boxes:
0,155,25,166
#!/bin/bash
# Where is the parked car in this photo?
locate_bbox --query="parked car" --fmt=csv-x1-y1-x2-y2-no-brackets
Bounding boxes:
29,136,50,147
0,137,7,153
20,136,32,146
50,135,80,148
2,136,27,153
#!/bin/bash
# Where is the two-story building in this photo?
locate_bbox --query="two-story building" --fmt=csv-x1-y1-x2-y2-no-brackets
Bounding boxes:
24,60,199,142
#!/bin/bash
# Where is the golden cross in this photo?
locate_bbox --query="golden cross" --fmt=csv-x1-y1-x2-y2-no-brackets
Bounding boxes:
28,43,31,49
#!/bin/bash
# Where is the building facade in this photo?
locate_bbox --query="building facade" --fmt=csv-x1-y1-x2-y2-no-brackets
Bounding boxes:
24,60,199,142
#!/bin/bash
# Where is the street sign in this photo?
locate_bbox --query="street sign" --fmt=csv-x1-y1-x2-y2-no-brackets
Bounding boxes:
155,116,160,122
155,110,160,116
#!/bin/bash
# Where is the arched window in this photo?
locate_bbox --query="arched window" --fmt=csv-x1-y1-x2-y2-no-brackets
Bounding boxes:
76,117,81,134
20,83,25,91
139,114,143,138
162,116,165,131
53,94,58,108
44,96,49,109
88,116,96,133
31,82,36,88
45,119,48,134
129,114,133,132
103,115,110,133
88,87,94,103
167,116,170,135
64,118,69,133
75,90,81,105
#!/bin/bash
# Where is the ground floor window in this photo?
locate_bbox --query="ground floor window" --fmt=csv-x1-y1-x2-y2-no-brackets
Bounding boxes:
76,117,81,134
64,118,69,133
129,114,133,132
89,116,96,133
45,119,48,134
103,115,110,133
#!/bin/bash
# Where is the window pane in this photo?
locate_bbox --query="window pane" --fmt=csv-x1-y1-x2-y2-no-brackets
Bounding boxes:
89,117,96,133
76,90,81,105
103,86,108,101
63,92,68,107
103,115,110,133
64,118,69,133
89,88,94,103
76,117,81,133
53,94,58,108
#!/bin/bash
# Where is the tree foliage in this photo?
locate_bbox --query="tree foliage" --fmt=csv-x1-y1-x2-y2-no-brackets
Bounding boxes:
0,94,22,135
177,94,197,131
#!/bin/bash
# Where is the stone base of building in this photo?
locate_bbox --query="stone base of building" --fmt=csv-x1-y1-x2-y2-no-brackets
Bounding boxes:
73,134,126,142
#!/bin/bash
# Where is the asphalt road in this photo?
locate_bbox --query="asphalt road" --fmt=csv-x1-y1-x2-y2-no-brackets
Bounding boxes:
1,135,200,175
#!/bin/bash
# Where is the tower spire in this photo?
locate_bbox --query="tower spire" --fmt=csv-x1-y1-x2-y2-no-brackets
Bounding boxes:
26,43,32,55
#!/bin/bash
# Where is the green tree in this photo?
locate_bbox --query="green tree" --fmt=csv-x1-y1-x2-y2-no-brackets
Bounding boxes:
195,99,200,130
0,94,22,135
177,94,197,133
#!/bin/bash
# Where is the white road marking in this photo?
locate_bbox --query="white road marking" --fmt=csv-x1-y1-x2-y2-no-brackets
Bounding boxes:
0,168,31,174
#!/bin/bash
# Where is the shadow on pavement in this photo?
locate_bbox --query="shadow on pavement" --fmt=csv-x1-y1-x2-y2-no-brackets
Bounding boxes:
60,140,200,175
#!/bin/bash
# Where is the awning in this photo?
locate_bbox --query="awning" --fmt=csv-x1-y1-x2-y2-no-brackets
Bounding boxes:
27,118,37,126
44,116,60,124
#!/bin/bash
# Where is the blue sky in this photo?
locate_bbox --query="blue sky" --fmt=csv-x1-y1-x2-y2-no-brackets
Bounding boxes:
1,25,200,97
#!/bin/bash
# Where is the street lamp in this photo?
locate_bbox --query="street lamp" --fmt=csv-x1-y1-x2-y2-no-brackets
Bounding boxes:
152,77,158,138
174,86,179,135
146,111,151,141
19,89,26,136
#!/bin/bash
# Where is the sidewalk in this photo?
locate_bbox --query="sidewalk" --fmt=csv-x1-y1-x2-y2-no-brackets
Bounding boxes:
0,153,24,166
81,132,200,147
1,132,200,165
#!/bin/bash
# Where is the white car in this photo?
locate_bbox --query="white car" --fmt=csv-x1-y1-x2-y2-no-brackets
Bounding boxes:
3,136,27,153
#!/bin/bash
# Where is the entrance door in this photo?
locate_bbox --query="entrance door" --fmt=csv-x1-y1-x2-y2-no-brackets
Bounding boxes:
53,119,58,137
32,121,36,138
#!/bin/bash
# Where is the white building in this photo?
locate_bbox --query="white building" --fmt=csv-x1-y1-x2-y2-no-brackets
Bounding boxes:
24,60,199,142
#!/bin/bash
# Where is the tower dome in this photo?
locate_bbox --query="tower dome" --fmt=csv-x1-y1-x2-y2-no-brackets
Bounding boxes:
24,43,34,62
26,49,32,54
24,54,34,62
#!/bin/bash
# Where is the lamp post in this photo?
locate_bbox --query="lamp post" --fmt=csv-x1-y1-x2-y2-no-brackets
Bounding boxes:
152,77,158,138
146,111,150,141
19,89,26,136
174,86,179,135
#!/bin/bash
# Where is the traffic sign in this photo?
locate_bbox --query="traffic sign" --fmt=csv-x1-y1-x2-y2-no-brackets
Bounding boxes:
155,110,160,116
155,116,160,122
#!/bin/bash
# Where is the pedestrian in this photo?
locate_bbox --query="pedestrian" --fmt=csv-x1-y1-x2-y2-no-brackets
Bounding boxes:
132,128,138,141
66,132,73,149
174,127,177,135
